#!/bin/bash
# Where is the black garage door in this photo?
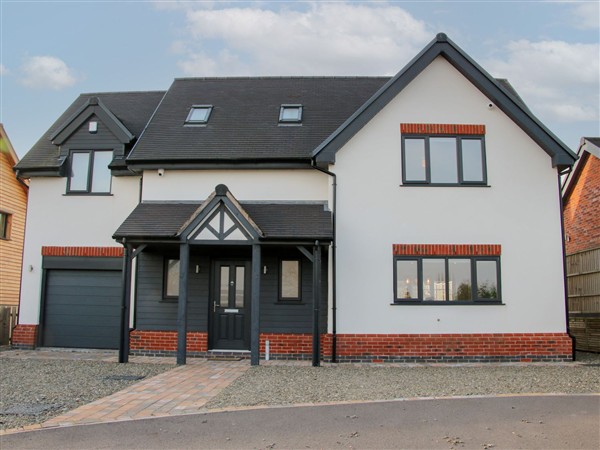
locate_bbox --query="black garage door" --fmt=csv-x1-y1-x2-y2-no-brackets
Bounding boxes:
42,269,122,349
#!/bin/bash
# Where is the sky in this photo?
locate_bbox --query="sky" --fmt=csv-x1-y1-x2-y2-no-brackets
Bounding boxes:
1,0,599,159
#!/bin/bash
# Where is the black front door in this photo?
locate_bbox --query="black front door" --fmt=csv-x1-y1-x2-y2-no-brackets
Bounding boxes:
210,260,251,350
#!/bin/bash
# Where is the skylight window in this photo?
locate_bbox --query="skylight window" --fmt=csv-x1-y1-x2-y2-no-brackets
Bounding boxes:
186,105,213,124
279,105,303,123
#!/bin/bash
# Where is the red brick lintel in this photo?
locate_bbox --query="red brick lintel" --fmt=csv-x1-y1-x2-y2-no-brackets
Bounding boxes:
393,244,501,256
400,123,485,135
41,246,124,257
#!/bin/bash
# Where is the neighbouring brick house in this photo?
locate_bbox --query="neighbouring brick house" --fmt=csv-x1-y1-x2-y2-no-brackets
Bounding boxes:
0,125,28,344
563,137,600,352
13,34,576,364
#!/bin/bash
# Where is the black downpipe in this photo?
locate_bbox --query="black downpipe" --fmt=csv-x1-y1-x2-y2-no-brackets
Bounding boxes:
311,161,337,363
557,171,576,361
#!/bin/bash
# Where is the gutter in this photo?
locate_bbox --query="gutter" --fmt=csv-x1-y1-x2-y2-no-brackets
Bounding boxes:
311,160,337,363
14,170,30,190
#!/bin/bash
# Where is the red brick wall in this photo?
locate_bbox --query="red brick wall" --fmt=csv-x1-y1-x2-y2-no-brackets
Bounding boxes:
564,153,600,255
129,331,571,362
12,324,38,348
334,333,572,362
400,123,485,135
41,246,124,257
129,330,208,353
260,333,332,356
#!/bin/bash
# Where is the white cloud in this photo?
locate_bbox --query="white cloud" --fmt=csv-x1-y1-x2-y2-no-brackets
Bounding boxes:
0,64,7,76
486,39,600,122
571,2,600,29
174,2,431,76
20,56,78,90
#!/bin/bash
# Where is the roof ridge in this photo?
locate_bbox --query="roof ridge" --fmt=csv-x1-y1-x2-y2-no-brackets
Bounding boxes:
174,76,391,81
78,90,166,96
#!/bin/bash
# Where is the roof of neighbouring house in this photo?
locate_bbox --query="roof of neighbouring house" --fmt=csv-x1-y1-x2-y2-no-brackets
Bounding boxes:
15,91,166,172
126,77,389,164
113,201,333,241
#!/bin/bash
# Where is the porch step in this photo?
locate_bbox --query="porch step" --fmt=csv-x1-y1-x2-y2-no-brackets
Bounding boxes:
206,350,250,361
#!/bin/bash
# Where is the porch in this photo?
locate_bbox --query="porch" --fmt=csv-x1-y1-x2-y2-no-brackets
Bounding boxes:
113,184,332,366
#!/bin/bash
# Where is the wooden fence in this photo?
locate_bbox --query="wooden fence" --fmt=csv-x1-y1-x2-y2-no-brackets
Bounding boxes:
0,305,19,346
567,247,600,352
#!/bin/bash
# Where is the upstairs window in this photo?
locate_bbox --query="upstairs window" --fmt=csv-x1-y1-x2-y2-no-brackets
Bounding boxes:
67,150,112,194
401,123,487,186
279,105,302,123
186,105,213,124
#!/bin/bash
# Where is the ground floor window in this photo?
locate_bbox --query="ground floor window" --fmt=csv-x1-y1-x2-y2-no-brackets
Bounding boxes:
163,258,180,299
0,211,11,239
394,256,500,303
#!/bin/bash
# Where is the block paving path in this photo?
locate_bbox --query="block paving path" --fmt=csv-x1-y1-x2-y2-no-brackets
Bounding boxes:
40,358,249,428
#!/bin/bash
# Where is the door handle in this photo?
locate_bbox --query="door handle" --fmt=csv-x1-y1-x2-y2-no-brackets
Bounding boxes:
213,301,217,313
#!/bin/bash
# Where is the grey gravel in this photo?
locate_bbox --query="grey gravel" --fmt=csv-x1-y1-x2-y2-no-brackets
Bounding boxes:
0,359,173,431
206,362,600,410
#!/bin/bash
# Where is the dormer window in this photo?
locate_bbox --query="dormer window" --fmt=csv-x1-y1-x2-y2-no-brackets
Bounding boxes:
186,105,213,124
279,104,302,123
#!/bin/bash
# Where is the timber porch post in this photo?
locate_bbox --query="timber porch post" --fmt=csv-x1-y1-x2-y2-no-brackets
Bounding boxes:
177,243,190,365
251,244,261,366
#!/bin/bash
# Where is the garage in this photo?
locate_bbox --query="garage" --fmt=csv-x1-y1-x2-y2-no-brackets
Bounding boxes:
41,257,122,349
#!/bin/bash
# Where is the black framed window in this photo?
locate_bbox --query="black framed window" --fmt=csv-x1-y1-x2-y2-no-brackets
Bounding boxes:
402,135,487,185
394,256,500,303
163,258,180,299
0,211,11,239
279,259,301,301
67,150,112,194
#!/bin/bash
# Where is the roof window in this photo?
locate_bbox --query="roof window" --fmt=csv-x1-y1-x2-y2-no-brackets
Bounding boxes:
279,105,303,123
186,105,213,124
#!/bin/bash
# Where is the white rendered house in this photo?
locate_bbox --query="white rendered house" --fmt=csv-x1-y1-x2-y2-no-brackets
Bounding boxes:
13,34,576,364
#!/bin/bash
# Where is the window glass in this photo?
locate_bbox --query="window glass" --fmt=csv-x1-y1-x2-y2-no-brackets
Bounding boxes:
165,259,180,297
235,266,245,307
404,138,426,181
91,151,112,193
0,212,9,239
219,266,230,306
461,139,484,182
449,259,472,300
396,260,418,300
70,152,90,191
423,259,446,301
187,107,211,123
430,137,458,183
281,260,300,299
280,106,302,122
476,260,498,299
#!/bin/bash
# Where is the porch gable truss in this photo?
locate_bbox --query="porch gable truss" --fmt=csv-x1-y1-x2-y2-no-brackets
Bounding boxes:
178,184,263,244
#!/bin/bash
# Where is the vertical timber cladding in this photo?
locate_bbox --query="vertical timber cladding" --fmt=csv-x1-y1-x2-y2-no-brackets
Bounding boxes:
41,249,123,349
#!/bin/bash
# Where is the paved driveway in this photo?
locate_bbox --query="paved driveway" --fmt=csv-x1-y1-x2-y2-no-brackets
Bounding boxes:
2,395,598,449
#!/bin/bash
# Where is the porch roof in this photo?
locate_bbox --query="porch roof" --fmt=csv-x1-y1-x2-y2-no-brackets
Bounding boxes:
113,201,333,241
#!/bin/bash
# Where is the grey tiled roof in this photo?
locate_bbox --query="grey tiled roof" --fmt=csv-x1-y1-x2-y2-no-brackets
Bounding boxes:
113,202,201,239
16,91,165,171
113,201,332,241
128,77,389,162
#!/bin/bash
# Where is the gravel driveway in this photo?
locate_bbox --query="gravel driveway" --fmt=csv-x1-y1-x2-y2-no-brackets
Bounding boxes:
1,352,598,432
0,359,173,431
206,358,600,410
